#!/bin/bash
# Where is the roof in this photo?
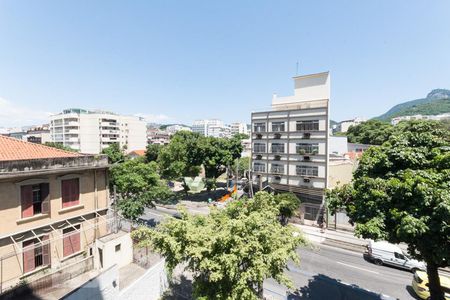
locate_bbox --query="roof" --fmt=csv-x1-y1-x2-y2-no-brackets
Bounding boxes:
0,135,82,162
128,149,146,156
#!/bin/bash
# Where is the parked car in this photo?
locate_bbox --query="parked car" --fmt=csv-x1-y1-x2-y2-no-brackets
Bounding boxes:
366,240,425,272
412,270,450,300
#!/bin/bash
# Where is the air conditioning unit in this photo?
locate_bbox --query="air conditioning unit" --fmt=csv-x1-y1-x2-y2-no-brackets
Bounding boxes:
274,133,281,139
274,155,281,161
303,156,311,161
303,133,311,139
274,176,281,181
256,155,262,160
303,178,311,183
256,133,263,139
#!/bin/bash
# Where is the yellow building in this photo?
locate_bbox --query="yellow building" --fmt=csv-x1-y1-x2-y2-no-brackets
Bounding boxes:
0,136,110,293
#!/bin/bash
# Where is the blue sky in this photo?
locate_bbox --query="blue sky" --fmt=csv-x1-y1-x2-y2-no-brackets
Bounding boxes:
1,1,450,127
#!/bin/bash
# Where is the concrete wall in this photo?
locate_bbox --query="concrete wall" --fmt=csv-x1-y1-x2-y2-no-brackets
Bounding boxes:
119,259,168,300
64,265,119,300
95,232,133,270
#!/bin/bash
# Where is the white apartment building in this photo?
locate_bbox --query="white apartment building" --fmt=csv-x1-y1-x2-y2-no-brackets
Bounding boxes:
335,117,366,133
165,124,192,134
251,72,330,223
192,119,224,137
391,113,450,125
231,122,249,136
50,108,147,154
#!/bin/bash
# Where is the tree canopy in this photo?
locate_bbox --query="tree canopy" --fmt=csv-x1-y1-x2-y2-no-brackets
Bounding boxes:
110,158,174,220
131,191,306,299
274,193,301,225
145,143,163,162
345,120,394,145
101,143,125,164
328,120,450,300
44,142,78,152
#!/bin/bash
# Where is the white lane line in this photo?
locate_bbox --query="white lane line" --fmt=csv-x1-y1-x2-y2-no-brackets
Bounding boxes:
336,261,380,274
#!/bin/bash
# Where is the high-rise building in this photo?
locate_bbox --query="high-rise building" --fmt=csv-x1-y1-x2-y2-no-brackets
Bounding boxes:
251,72,330,224
191,119,224,137
50,108,147,154
230,122,249,136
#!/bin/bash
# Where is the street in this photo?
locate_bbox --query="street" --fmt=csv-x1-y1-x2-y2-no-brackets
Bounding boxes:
141,207,417,300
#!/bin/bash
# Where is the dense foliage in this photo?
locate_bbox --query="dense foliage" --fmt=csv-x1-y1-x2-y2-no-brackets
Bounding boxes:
44,142,78,152
101,143,125,164
157,131,243,182
274,193,301,225
132,192,306,299
110,158,174,220
327,120,450,300
345,120,394,145
145,143,163,162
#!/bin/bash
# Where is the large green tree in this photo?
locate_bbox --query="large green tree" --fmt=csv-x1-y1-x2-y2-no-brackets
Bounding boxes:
101,143,125,164
345,120,394,145
110,158,174,220
157,131,204,180
274,193,301,226
131,191,306,299
145,143,163,162
328,120,450,300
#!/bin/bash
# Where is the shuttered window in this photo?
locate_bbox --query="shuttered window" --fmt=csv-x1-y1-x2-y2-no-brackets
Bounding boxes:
61,178,80,208
22,236,50,274
63,225,81,257
21,183,50,218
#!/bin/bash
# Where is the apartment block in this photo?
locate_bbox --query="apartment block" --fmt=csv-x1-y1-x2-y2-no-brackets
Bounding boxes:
50,108,147,154
251,72,330,223
231,122,249,136
191,119,224,137
0,136,111,293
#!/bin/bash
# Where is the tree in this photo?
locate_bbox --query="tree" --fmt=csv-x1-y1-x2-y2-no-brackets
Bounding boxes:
157,131,204,180
44,142,78,152
274,193,301,225
131,192,306,299
345,120,394,145
145,143,163,162
236,156,250,178
110,159,174,220
328,120,450,300
101,143,125,164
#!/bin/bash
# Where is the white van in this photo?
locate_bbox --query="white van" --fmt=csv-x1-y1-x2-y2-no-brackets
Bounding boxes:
367,241,426,272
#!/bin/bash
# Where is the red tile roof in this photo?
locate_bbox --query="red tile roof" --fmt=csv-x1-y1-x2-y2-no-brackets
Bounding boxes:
0,135,82,161
128,149,146,157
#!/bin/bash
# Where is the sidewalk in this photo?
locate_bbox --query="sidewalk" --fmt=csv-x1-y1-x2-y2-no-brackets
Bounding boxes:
293,223,408,253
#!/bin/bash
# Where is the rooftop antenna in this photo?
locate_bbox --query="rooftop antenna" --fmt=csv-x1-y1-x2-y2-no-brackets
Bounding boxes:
296,61,299,76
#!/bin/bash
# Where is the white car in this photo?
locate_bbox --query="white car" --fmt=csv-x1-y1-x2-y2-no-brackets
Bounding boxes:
366,240,426,272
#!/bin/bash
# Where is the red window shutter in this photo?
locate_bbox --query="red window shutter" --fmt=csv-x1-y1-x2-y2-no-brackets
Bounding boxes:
21,185,33,218
63,234,72,257
42,235,50,266
62,180,71,208
23,240,35,273
71,179,80,206
40,183,50,214
71,232,81,253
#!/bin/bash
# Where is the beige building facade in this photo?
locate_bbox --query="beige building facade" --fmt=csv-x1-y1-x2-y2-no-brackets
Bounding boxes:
0,136,110,293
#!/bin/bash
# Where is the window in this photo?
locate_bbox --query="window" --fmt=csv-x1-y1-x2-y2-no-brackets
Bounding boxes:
253,143,266,153
23,236,50,273
61,178,80,208
271,122,285,132
63,225,81,257
296,143,319,155
296,120,319,131
115,244,121,252
21,183,49,218
394,252,406,260
296,165,319,177
253,122,266,133
253,162,265,172
271,143,285,154
271,164,284,174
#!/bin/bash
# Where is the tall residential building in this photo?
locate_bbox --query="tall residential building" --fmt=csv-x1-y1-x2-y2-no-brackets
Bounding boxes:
334,117,366,133
50,108,147,154
251,72,330,224
231,122,249,136
191,119,224,137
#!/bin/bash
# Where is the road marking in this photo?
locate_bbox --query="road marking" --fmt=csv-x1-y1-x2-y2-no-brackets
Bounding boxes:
336,261,380,274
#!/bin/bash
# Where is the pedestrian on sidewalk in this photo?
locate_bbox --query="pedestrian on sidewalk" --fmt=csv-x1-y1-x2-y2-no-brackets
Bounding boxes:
318,215,325,233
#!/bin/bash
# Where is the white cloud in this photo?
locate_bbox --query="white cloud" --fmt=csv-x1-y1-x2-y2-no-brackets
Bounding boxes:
134,113,172,123
0,97,52,127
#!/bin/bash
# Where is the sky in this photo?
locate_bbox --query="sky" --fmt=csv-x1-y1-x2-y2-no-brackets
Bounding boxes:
1,1,450,127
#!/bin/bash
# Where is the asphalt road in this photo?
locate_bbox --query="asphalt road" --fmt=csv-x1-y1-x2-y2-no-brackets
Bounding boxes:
141,207,418,300
265,245,417,300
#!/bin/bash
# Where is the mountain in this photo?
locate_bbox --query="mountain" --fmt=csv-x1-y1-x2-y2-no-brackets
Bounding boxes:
375,89,450,122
